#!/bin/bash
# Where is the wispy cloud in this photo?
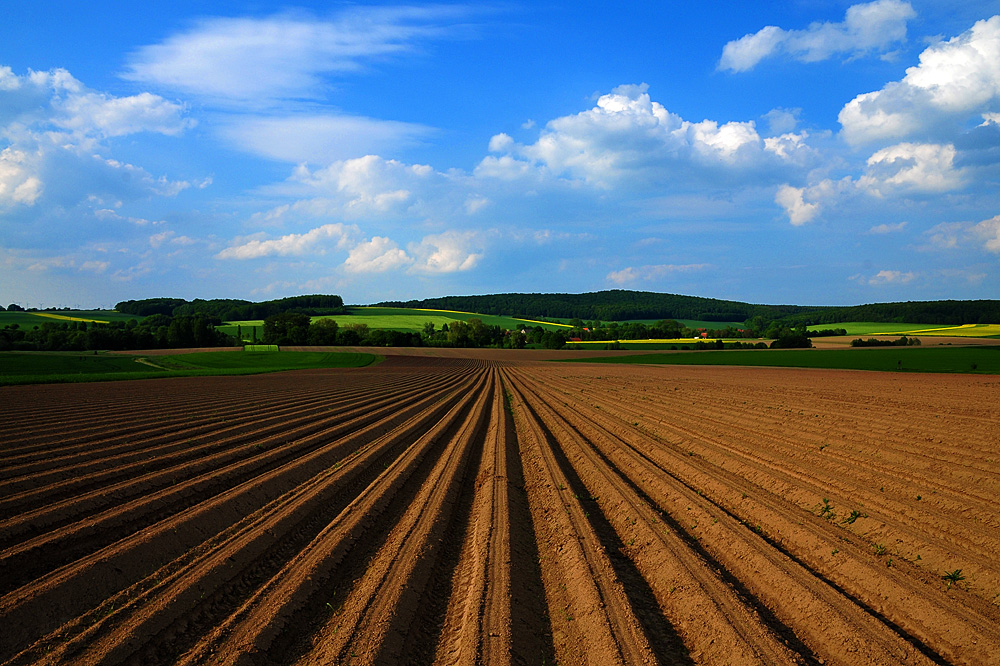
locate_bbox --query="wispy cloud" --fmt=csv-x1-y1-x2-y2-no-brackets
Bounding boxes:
122,7,478,105
866,269,918,284
606,263,710,285
868,221,907,234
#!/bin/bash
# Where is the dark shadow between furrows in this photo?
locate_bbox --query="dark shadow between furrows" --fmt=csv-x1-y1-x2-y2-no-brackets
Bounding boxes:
587,436,825,666
264,377,488,665
528,403,694,666
502,385,558,666
388,382,493,665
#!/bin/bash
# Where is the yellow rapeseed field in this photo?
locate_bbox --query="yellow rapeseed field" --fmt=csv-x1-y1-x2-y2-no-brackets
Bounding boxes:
31,313,108,324
884,324,1000,337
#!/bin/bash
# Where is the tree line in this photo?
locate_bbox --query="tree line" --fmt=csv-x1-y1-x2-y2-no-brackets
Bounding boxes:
114,294,345,320
1,315,234,352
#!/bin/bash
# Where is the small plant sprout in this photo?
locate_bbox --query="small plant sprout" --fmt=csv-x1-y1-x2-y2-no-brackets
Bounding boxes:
817,497,835,520
874,543,887,556
842,510,863,525
942,569,965,590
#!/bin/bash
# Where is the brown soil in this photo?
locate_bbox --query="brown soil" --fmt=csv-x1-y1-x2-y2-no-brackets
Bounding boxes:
2,354,998,665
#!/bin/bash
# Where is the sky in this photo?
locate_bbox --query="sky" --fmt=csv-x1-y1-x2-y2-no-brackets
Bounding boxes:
2,1,1000,308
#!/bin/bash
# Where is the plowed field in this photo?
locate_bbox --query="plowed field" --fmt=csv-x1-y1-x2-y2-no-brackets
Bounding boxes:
2,354,998,665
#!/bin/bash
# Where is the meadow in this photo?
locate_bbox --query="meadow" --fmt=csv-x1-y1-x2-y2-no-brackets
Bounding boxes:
0,350,378,385
0,310,140,328
571,345,1000,373
218,306,571,338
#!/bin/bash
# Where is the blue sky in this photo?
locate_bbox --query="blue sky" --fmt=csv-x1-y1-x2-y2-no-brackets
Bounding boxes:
2,1,1000,308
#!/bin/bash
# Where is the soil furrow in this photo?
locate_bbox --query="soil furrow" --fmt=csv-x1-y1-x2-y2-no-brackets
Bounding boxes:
505,376,657,666
0,373,479,661
171,371,492,666
5,379,471,666
509,368,804,665
1,354,996,666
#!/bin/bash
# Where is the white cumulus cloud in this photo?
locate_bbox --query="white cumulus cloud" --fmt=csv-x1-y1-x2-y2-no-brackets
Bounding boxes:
344,236,412,273
0,147,42,207
0,66,197,219
972,214,1000,253
775,184,820,226
859,142,965,194
482,83,814,188
719,0,915,72
839,15,1000,144
216,223,356,259
408,231,482,273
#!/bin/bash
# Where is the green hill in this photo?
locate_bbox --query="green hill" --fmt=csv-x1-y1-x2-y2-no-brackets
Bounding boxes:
376,291,1000,326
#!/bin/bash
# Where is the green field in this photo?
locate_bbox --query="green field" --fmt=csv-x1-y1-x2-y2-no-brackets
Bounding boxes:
0,352,152,376
0,310,141,328
220,306,570,339
155,351,376,371
0,350,378,385
568,346,1000,374
819,321,951,335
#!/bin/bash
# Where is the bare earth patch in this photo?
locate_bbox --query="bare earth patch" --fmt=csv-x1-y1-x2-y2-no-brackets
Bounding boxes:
2,354,998,665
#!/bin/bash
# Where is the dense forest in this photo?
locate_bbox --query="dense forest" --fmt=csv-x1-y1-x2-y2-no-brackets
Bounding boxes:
377,290,810,322
378,291,1000,326
115,294,345,319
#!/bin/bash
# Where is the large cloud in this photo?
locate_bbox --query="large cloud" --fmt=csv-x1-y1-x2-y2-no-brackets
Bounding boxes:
973,214,1000,253
0,66,192,140
290,155,435,215
719,0,914,72
481,84,816,188
408,231,482,273
859,142,965,194
343,236,412,273
0,66,195,216
839,16,1000,144
775,139,968,224
0,148,42,207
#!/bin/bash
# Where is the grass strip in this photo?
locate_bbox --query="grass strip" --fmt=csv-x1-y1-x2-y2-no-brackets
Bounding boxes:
562,346,1000,374
0,351,380,386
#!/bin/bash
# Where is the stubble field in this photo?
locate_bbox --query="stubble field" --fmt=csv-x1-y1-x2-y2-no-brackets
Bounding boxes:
1,352,998,665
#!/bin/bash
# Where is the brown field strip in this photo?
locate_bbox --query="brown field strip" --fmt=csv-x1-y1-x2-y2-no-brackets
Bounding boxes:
1,354,998,665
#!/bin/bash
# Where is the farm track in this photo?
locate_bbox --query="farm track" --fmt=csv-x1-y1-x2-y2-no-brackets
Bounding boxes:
1,355,998,665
